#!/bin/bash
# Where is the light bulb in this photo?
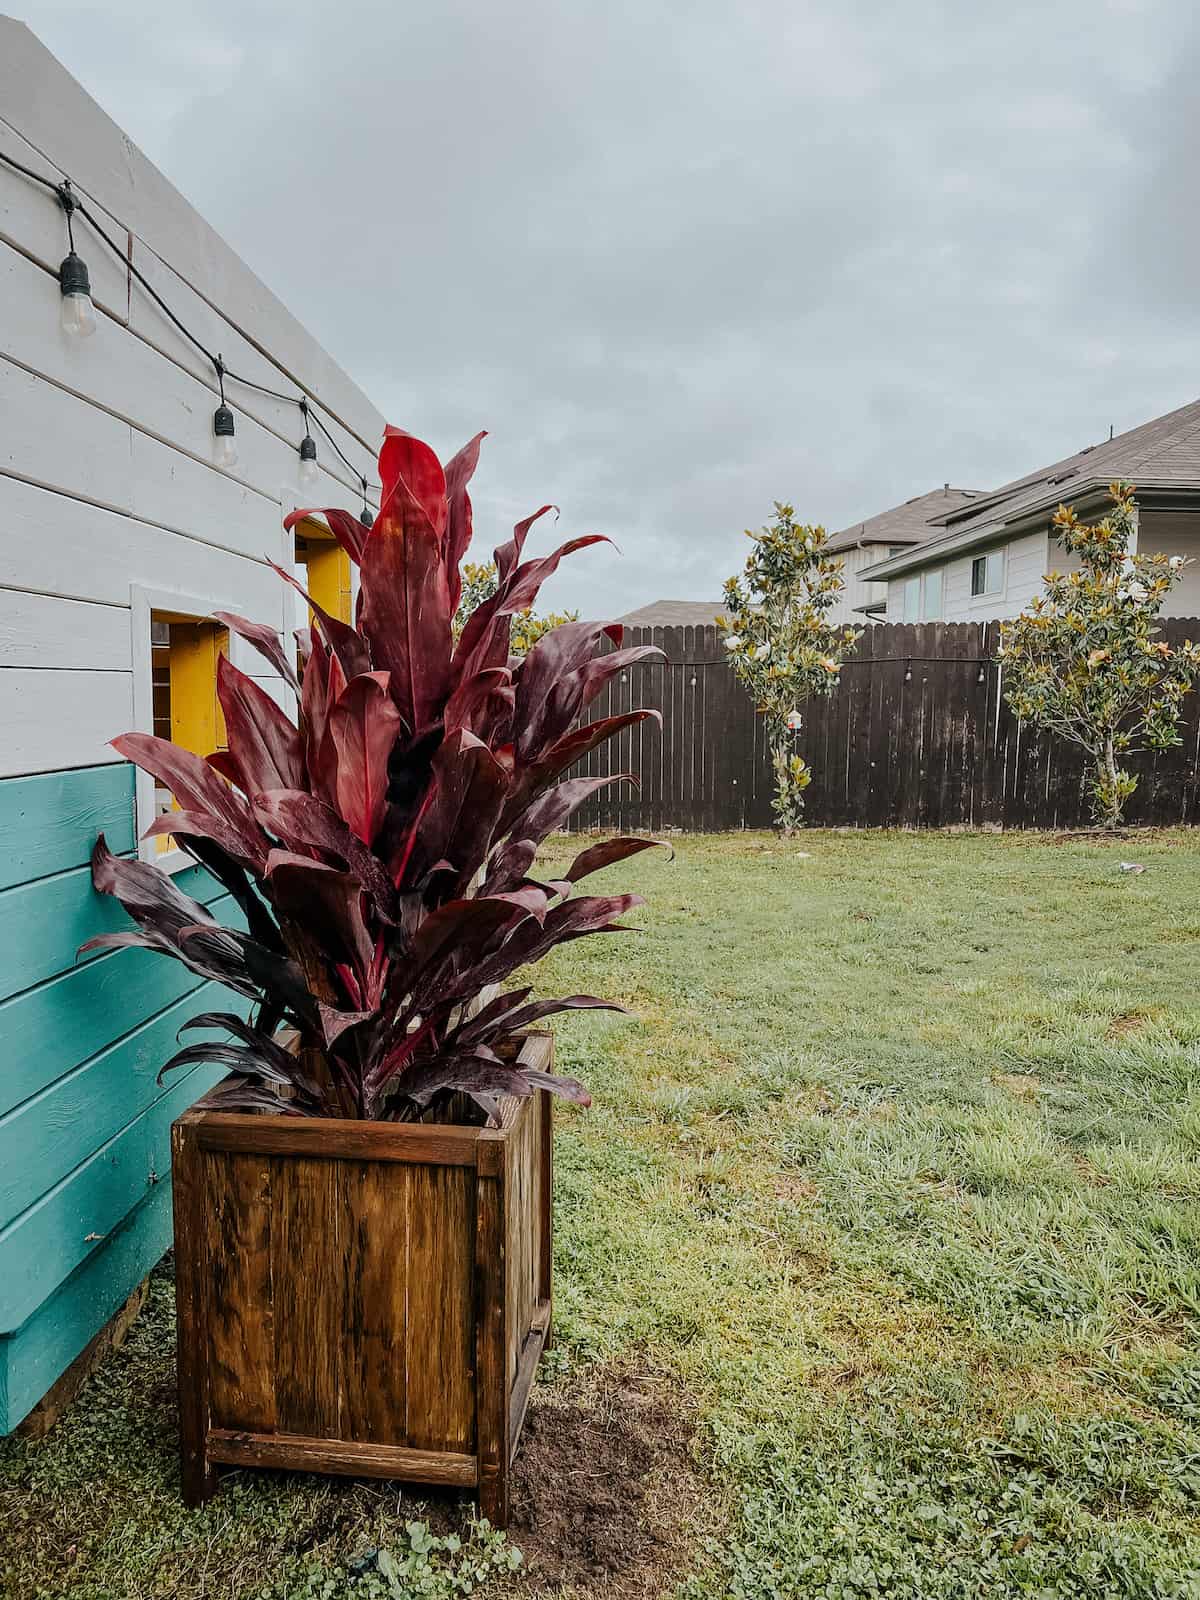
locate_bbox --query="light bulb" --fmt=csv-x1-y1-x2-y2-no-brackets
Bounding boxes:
212,403,238,469
299,432,319,488
59,252,97,338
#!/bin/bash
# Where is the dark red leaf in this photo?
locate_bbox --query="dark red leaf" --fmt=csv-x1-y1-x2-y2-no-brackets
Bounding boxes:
212,611,300,695
265,850,376,990
268,559,371,681
563,836,673,883
443,431,487,611
283,505,370,565
358,489,451,735
411,729,510,893
216,655,306,796
378,426,448,540
326,671,404,845
110,734,266,867
251,788,398,920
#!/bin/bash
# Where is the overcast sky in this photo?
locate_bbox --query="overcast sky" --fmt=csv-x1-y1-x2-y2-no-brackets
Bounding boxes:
15,1,1200,616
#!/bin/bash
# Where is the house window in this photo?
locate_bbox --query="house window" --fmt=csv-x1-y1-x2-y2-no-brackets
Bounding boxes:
150,612,228,853
921,567,943,622
133,585,236,871
971,549,1005,597
295,519,353,624
900,569,943,623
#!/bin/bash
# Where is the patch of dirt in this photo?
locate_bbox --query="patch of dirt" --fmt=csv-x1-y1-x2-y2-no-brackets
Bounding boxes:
992,1072,1041,1100
508,1367,716,1598
1105,1010,1160,1039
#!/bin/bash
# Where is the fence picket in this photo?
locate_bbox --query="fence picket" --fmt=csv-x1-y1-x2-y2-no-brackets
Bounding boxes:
565,619,1200,831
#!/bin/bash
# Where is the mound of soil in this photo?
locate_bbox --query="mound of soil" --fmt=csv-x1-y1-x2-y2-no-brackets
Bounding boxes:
508,1367,712,1598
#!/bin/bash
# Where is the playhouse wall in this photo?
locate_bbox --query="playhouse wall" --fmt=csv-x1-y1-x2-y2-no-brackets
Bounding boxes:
0,18,385,1431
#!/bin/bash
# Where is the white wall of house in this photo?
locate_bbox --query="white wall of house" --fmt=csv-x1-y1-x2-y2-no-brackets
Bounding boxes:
1138,511,1200,617
885,529,1051,623
828,543,892,624
0,18,383,783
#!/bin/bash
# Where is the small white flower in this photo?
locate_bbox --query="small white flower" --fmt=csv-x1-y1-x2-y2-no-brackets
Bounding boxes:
754,643,771,661
1120,580,1148,604
1120,553,1136,577
1169,555,1185,571
724,634,743,651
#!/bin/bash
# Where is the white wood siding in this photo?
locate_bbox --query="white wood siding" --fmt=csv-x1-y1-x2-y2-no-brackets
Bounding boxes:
886,529,1053,622
1138,511,1200,617
827,544,889,625
0,18,385,778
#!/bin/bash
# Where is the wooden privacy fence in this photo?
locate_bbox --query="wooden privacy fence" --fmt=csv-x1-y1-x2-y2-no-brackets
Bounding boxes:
568,620,1200,831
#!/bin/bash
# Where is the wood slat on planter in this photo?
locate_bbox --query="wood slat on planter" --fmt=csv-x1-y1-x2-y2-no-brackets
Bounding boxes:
172,1033,556,1526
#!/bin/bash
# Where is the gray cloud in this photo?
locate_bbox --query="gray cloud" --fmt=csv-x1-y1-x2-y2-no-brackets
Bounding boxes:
18,0,1200,616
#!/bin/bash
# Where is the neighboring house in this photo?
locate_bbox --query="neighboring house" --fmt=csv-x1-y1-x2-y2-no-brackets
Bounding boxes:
0,22,381,1432
859,400,1200,622
824,485,980,624
617,600,727,628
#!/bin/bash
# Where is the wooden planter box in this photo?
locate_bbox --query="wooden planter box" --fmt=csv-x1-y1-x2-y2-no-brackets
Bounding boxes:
170,1033,554,1526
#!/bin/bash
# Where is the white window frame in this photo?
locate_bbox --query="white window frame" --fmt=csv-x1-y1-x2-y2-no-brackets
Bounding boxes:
898,568,944,623
970,547,1006,600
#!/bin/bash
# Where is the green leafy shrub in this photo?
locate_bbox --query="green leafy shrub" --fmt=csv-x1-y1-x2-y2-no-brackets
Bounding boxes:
999,484,1200,828
721,504,860,830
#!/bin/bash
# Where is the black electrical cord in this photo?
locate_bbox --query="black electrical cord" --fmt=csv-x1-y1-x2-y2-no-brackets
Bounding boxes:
0,144,377,496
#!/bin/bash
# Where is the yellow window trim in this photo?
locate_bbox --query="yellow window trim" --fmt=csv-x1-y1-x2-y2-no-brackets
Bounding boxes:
295,516,353,624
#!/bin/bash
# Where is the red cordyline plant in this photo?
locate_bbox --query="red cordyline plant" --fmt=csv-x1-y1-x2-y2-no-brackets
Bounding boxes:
82,428,666,1122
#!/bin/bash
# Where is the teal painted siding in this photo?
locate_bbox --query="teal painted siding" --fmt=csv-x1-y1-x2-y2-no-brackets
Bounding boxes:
0,764,136,893
0,765,241,1432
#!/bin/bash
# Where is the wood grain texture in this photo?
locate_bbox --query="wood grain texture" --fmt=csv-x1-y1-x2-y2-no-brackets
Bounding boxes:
474,1155,509,1527
171,1118,217,1504
341,1160,407,1444
564,619,1200,831
207,1430,476,1485
1,1063,219,1334
206,1153,274,1433
194,1115,478,1166
1,1173,177,1434
406,1164,475,1452
0,764,134,894
175,1036,555,1524
272,1156,344,1437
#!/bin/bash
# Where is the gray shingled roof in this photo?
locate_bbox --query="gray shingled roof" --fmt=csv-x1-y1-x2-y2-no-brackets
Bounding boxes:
824,485,980,555
931,397,1200,541
860,397,1200,582
615,600,726,628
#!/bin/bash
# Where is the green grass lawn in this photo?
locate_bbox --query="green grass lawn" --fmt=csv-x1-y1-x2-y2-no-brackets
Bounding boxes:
5,830,1200,1598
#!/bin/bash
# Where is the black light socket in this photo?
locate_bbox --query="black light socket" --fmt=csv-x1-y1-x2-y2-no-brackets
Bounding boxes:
59,250,91,297
299,433,317,463
213,402,236,438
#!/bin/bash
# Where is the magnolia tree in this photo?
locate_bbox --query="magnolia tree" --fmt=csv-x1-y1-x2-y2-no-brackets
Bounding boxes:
454,559,579,654
999,482,1200,828
721,503,861,830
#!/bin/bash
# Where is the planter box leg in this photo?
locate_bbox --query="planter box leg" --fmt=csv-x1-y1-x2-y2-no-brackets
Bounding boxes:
172,1116,219,1508
475,1138,510,1527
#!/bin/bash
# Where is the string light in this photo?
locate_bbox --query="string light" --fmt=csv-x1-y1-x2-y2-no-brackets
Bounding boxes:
211,356,238,469
0,146,377,508
55,181,96,339
298,400,319,488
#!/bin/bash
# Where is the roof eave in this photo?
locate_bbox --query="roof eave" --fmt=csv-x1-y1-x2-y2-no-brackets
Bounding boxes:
857,478,1125,581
